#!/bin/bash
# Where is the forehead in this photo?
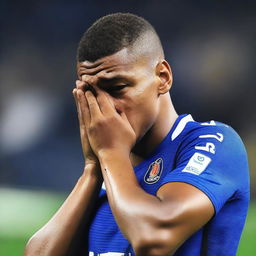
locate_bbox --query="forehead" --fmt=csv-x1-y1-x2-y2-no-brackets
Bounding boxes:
77,48,150,79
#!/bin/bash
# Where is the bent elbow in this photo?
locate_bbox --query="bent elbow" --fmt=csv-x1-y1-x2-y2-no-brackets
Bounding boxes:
24,233,49,256
132,231,177,256
24,236,38,256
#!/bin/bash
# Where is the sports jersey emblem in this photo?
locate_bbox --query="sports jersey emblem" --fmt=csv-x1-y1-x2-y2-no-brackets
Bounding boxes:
144,158,163,184
182,152,211,175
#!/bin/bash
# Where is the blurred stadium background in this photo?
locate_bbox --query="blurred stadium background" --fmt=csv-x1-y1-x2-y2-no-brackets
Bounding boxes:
0,0,255,255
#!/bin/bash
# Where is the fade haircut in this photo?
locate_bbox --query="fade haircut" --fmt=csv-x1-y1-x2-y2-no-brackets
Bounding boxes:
77,12,163,62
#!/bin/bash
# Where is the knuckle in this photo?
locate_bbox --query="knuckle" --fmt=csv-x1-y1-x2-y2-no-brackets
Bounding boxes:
89,100,96,105
88,101,96,107
88,125,94,133
93,119,106,129
106,116,116,123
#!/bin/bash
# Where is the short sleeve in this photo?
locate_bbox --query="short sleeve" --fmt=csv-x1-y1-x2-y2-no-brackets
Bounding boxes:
159,125,249,214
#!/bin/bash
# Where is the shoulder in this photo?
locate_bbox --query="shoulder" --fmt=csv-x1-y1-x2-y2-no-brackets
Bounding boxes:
162,115,250,213
172,115,249,190
174,115,247,157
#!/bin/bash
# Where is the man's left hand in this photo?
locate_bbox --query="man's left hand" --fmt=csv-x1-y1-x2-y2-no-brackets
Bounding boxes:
76,87,136,158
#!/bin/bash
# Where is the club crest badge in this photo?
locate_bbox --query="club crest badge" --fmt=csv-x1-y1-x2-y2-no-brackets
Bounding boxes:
144,158,163,184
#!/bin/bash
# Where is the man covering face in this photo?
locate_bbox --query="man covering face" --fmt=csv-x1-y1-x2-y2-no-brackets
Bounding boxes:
25,13,249,256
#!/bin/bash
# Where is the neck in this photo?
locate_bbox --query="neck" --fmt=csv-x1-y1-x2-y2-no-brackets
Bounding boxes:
131,95,178,160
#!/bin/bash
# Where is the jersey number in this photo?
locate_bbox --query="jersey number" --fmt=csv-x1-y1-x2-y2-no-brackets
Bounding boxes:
195,143,216,154
199,133,224,142
195,132,224,154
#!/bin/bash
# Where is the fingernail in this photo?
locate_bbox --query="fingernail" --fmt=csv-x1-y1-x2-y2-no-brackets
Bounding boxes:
78,89,84,97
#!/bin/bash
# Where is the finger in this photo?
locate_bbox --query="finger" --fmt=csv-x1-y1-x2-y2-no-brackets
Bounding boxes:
95,89,115,115
78,89,91,127
73,88,85,127
120,111,135,132
85,90,102,121
73,88,79,109
72,88,79,115
103,90,120,113
94,87,114,109
120,110,129,121
76,80,88,91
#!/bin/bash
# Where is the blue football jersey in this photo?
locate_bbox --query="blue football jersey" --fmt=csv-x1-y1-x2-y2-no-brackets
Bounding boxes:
88,114,250,256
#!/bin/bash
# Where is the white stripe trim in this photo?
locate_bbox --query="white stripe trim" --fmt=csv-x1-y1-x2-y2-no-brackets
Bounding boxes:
101,182,106,190
171,114,194,141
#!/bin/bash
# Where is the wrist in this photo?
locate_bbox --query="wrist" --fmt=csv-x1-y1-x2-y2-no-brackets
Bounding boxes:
98,149,131,166
79,167,103,191
98,148,130,159
85,158,100,168
83,161,102,180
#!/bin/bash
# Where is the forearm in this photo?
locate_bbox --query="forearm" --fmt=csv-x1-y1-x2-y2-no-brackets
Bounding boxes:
98,151,164,242
98,151,214,255
24,163,103,256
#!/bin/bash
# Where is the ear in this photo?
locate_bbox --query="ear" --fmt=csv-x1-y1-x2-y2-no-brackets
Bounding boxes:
156,60,173,95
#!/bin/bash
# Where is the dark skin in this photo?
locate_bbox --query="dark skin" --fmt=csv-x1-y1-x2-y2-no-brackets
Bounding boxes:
24,47,214,256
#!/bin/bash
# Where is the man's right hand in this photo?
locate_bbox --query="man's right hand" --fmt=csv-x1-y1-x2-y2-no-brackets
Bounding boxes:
73,80,100,168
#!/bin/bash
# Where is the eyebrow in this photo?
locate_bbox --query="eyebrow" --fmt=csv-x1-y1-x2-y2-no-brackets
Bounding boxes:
98,76,130,85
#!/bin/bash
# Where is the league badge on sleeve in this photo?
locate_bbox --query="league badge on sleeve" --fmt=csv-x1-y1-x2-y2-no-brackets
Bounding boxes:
144,158,163,184
182,152,211,175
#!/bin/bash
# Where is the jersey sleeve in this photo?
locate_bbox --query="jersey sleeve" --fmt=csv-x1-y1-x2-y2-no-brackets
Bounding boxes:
159,124,249,214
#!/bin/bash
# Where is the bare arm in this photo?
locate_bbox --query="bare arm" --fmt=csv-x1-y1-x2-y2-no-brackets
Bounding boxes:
24,81,102,256
81,88,214,255
24,163,102,256
99,151,214,256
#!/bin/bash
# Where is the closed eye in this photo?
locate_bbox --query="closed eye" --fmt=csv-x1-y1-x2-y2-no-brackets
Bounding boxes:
107,85,127,92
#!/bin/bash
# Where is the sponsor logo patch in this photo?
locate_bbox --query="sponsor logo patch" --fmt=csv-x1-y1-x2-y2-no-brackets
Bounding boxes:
144,158,163,184
182,152,211,175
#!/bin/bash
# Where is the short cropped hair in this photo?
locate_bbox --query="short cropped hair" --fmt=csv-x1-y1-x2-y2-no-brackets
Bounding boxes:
77,13,160,62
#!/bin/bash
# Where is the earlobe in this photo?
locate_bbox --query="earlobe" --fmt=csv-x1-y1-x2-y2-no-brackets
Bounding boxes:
157,60,173,95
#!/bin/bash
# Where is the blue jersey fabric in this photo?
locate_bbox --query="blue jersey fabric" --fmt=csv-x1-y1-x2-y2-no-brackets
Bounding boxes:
88,114,250,256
